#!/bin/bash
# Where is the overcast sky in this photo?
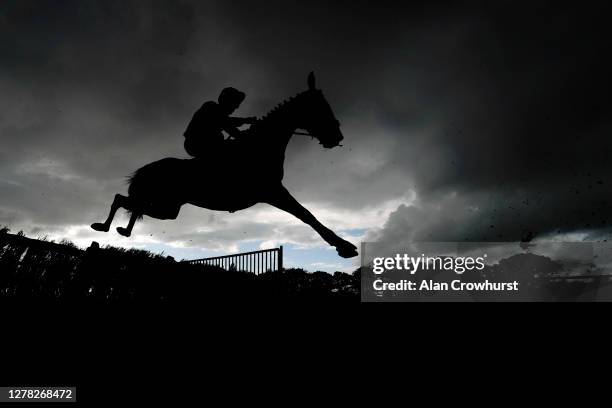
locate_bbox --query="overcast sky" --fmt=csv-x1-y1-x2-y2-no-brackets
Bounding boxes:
1,1,611,272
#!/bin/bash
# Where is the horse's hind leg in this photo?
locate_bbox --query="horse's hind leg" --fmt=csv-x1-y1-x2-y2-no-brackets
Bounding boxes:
91,194,131,232
116,211,141,237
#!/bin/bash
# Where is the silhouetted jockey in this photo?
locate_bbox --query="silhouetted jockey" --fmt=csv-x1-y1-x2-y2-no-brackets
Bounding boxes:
184,87,257,158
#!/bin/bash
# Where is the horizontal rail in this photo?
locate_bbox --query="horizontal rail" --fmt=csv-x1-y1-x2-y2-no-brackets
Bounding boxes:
186,248,279,262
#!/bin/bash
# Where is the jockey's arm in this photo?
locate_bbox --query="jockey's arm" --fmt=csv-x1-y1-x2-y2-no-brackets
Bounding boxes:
223,116,256,140
223,124,243,140
227,116,257,127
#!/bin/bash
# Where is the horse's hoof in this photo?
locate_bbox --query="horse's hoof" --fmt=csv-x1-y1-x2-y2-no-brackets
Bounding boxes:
91,223,109,232
116,227,131,237
336,242,358,258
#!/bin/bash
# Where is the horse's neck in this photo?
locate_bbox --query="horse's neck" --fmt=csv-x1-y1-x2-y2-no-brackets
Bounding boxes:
258,94,305,157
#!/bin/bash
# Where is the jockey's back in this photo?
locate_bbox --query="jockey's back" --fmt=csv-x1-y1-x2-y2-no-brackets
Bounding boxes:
183,101,225,157
183,87,254,159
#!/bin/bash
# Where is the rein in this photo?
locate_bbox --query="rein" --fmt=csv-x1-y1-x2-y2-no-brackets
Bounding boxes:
292,130,343,146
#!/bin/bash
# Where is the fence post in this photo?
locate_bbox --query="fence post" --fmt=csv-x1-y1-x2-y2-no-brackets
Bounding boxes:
278,245,283,272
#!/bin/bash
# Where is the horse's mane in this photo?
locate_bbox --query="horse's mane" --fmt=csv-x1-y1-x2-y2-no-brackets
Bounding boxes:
258,91,309,124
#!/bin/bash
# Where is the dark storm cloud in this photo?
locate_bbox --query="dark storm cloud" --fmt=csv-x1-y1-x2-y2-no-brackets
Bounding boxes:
0,0,264,229
1,1,611,247
217,1,612,242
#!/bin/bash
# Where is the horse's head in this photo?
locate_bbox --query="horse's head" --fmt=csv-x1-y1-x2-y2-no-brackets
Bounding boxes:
299,72,344,149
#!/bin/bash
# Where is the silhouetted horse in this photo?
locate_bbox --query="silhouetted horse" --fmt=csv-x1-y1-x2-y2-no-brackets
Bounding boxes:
92,73,358,258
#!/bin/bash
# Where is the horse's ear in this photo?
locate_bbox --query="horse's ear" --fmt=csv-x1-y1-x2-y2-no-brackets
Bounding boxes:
307,71,316,90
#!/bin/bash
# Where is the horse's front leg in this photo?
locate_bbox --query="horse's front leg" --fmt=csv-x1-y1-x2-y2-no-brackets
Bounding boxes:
264,186,358,258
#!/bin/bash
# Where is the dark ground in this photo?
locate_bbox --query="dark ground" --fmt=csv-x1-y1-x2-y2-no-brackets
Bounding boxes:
0,227,359,303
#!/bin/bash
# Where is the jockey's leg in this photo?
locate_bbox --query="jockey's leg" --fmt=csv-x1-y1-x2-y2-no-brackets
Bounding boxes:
91,194,130,232
264,186,358,258
116,211,140,237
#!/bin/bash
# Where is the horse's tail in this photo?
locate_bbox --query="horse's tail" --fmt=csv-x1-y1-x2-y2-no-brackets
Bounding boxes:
124,171,144,220
126,158,174,197
126,169,141,198
124,158,185,219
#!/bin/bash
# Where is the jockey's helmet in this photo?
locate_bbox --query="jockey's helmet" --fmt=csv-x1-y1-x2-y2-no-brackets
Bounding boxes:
218,87,246,109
